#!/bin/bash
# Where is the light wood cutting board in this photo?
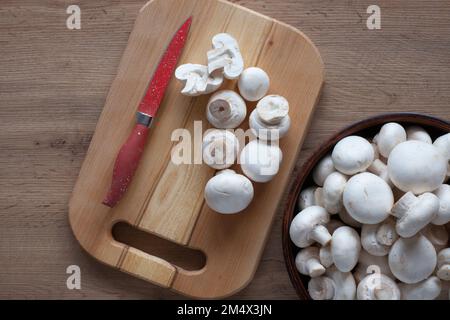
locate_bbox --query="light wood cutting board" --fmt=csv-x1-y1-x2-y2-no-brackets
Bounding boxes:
69,0,324,298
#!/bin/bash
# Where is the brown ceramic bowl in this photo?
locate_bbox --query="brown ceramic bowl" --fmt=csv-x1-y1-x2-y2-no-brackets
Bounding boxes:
282,112,450,300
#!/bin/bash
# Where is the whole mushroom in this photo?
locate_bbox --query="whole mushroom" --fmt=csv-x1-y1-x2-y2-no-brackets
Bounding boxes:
202,130,239,170
361,217,398,256
433,133,450,176
308,266,356,300
289,206,331,248
421,224,449,252
312,154,336,186
399,276,442,300
206,90,247,129
437,248,450,281
331,136,374,175
204,169,254,214
237,67,270,101
357,274,400,300
295,247,326,277
376,122,406,158
322,172,348,214
406,126,432,144
432,184,450,225
330,226,361,272
353,250,394,283
240,140,283,183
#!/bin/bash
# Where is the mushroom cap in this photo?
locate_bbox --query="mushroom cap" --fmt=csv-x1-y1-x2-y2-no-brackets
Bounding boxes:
206,90,247,129
204,169,254,214
325,266,357,300
343,172,393,224
322,172,347,214
331,136,374,175
432,184,450,225
406,126,432,144
240,140,283,183
361,224,390,256
237,67,270,101
437,248,450,281
387,140,447,194
399,276,442,300
433,133,450,175
208,33,244,79
289,206,330,248
202,130,239,170
295,246,326,277
175,63,223,96
354,250,394,283
331,226,361,272
313,154,336,186
388,235,437,284
298,186,317,210
255,95,289,124
376,122,407,158
420,224,448,252
357,274,400,300
308,276,335,300
338,207,362,228
249,109,291,141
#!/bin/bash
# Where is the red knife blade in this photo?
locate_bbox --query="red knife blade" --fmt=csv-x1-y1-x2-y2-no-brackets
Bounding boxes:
103,17,192,208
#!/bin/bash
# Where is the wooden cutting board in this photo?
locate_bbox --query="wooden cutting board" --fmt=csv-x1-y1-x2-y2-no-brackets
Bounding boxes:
69,0,324,299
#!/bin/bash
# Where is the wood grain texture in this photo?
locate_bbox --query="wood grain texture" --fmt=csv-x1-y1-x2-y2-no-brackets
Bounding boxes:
1,0,450,299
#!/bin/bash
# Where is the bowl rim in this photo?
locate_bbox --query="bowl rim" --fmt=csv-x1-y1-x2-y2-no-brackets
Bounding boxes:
281,112,450,300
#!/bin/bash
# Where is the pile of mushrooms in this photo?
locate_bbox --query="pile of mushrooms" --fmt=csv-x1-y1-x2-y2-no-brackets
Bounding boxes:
290,123,450,300
175,33,290,214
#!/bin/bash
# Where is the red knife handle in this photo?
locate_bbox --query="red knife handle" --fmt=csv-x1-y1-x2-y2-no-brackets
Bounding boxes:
103,122,150,208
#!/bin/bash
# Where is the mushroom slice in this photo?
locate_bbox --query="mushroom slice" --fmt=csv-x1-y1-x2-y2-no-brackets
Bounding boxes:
295,247,326,277
204,169,254,214
238,67,270,101
343,172,393,224
388,235,437,284
312,154,336,187
289,206,331,248
388,140,447,194
207,33,244,80
206,90,247,129
376,122,406,158
406,126,432,144
240,140,283,183
175,63,223,96
331,226,361,272
331,136,374,175
357,274,400,300
391,192,439,238
322,172,347,214
202,130,239,170
249,95,291,141
399,276,441,300
361,217,398,257
432,184,450,225
437,248,450,281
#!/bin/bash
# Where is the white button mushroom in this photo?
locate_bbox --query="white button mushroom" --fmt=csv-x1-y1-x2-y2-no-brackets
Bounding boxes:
319,245,333,268
432,184,450,225
237,67,270,101
289,206,331,248
331,136,375,175
308,266,356,300
322,172,347,214
175,64,223,96
353,250,394,283
391,192,440,238
206,90,247,129
295,247,326,278
343,172,394,224
204,169,254,214
240,140,283,183
207,33,244,80
433,133,450,176
437,248,450,281
421,224,449,252
361,217,398,257
387,140,447,194
202,130,239,170
406,126,432,144
331,226,361,272
399,276,442,300
357,274,400,300
312,154,336,187
388,235,437,284
249,95,291,141
298,186,323,210
376,122,407,158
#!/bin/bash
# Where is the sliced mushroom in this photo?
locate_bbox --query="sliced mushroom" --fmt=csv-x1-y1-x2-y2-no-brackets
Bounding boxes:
437,248,450,281
206,90,247,129
361,217,398,256
204,169,254,214
331,136,374,175
343,172,393,224
432,184,450,225
249,95,290,141
406,126,432,144
295,247,326,277
207,33,244,80
308,266,356,300
399,276,442,300
237,67,270,101
388,235,437,284
331,226,361,272
322,172,347,214
175,63,223,96
387,140,447,194
289,206,331,248
391,192,439,238
376,122,406,158
312,154,336,187
357,274,400,300
240,140,283,183
202,130,239,170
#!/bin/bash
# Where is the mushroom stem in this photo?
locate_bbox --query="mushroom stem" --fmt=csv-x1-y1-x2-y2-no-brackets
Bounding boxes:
309,225,332,246
208,99,232,121
306,259,326,278
390,191,417,219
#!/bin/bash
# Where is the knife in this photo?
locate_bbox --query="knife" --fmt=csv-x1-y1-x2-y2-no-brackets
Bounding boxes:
103,17,192,208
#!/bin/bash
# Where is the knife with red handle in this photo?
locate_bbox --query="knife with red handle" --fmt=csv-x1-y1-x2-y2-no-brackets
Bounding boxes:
103,17,192,208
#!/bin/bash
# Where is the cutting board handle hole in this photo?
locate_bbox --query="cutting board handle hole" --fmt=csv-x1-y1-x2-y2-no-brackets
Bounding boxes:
112,222,206,271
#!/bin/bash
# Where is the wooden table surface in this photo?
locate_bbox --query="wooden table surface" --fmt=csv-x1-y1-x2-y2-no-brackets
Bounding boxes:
1,0,450,299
